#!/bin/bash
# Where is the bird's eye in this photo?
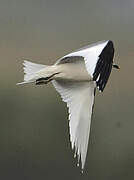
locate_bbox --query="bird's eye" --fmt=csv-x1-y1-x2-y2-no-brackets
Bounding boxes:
113,64,120,69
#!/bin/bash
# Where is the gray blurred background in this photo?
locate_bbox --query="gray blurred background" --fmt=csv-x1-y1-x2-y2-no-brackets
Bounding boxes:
0,0,134,179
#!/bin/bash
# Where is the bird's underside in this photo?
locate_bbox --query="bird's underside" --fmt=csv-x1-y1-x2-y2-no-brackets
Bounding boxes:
36,58,92,85
35,40,117,91
17,40,119,171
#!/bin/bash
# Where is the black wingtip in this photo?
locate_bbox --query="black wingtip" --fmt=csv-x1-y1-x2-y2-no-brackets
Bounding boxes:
93,40,114,92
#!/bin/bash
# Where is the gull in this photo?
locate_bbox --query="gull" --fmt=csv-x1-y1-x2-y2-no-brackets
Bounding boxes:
17,40,119,171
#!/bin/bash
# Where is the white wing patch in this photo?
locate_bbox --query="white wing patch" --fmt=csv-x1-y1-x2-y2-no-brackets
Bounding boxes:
56,40,108,78
52,80,95,170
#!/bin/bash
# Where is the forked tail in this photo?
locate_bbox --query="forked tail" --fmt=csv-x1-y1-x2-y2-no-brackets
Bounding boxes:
16,60,48,85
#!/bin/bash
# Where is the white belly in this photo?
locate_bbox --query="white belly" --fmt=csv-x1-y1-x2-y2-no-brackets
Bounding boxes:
54,60,92,82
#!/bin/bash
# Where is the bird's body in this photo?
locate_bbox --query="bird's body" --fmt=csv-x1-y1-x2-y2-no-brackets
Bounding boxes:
37,60,91,82
17,40,119,170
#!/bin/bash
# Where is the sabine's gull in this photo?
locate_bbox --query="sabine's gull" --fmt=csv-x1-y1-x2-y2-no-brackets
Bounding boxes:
17,40,119,171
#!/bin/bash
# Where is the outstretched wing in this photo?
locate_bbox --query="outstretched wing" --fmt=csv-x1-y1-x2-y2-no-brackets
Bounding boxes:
56,40,114,92
52,80,95,170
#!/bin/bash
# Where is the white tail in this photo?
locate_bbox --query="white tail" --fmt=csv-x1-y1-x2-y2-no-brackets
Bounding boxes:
17,60,48,85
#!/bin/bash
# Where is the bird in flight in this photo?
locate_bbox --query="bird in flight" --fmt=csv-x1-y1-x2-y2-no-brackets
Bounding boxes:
17,40,119,171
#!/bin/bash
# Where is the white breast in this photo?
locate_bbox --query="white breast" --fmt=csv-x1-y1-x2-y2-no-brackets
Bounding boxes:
54,60,92,82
